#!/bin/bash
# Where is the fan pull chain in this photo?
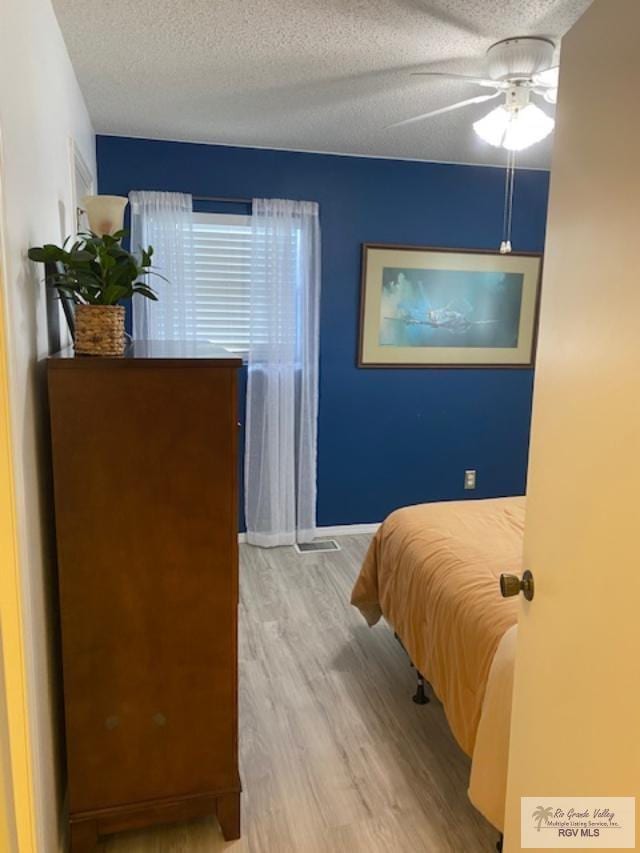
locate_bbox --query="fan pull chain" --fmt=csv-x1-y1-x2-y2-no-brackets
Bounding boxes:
506,147,517,250
500,146,517,254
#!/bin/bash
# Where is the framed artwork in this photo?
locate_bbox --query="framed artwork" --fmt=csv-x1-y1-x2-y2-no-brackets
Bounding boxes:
358,243,543,368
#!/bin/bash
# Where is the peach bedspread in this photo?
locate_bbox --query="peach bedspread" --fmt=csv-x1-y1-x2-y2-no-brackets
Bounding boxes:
351,496,524,758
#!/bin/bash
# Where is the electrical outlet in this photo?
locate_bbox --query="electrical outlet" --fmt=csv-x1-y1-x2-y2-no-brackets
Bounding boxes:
464,469,476,490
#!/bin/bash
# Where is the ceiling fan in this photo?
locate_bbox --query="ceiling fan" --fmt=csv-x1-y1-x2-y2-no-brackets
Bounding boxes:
390,37,559,151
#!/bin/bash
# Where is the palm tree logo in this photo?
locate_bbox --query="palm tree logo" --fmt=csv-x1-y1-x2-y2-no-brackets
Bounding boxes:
532,805,554,832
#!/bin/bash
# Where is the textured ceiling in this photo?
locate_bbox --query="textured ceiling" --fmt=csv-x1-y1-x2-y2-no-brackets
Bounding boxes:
53,0,592,168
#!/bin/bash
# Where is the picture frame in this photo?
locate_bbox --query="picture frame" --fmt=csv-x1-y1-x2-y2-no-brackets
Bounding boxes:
358,243,543,368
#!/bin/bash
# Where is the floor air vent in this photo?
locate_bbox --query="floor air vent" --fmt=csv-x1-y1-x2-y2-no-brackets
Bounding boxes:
294,539,341,554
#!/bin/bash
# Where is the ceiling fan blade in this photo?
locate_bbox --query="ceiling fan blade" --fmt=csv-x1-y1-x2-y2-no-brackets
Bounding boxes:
386,92,501,129
410,72,504,89
533,66,560,88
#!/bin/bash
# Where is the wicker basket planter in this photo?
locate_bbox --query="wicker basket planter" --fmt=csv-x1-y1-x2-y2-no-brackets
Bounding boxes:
74,305,126,356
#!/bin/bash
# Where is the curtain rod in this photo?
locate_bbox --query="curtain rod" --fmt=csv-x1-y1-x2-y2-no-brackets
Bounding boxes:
192,194,252,205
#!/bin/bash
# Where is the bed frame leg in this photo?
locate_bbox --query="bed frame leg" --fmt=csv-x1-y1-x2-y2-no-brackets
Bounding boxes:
412,671,430,705
496,833,503,851
393,633,429,705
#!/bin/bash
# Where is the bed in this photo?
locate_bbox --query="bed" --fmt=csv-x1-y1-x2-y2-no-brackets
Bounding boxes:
350,496,524,832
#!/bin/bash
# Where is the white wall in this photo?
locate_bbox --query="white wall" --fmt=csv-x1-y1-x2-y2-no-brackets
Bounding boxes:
0,0,95,849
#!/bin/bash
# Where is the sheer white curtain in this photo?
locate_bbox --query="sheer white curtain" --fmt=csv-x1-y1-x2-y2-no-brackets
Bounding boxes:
245,199,321,547
129,191,195,340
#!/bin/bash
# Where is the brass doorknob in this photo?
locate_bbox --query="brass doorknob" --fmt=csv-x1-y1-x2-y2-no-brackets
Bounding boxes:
500,569,534,601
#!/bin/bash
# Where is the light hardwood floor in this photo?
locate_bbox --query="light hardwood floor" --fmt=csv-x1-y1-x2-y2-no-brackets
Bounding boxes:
102,535,498,852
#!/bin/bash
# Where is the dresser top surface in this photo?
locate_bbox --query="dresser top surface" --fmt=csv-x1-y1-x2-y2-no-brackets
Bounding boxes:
49,340,243,369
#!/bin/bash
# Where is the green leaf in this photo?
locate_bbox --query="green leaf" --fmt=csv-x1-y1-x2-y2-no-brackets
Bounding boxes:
102,283,130,305
53,286,81,302
70,249,95,263
27,248,48,262
28,233,164,303
109,244,129,259
132,284,158,301
28,244,67,263
146,270,169,283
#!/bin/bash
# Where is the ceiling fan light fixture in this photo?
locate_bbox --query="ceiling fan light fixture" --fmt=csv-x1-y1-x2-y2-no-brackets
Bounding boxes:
473,103,554,151
504,103,555,150
473,105,511,148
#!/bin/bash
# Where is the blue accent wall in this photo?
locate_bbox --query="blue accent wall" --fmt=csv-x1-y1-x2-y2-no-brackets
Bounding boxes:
97,135,549,528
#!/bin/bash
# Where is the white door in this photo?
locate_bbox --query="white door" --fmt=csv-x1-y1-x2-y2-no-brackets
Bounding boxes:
504,1,640,851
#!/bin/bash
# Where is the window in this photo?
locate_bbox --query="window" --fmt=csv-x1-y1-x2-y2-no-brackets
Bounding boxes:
190,211,303,356
190,212,252,352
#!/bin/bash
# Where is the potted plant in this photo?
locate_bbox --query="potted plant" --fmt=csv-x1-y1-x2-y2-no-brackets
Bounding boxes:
28,231,161,356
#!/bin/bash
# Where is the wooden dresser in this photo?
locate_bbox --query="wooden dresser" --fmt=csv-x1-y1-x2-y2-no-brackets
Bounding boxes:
47,341,242,852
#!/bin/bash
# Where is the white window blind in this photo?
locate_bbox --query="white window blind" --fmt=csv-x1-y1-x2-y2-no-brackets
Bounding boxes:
190,212,252,352
189,210,302,355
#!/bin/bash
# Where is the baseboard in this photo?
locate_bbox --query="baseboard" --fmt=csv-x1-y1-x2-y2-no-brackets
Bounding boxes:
315,523,380,537
238,522,380,544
